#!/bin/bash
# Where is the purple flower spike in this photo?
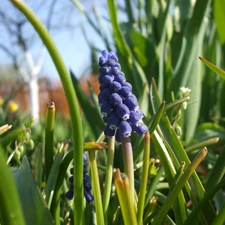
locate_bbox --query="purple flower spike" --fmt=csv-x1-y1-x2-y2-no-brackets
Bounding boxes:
98,50,148,142
109,93,123,106
119,121,132,137
65,152,94,203
116,103,130,120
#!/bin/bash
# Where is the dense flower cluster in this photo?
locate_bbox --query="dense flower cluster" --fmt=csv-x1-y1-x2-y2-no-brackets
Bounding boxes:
65,152,94,203
98,50,148,143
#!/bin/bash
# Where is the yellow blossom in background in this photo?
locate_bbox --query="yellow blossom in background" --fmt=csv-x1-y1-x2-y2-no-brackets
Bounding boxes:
0,96,4,107
7,100,19,112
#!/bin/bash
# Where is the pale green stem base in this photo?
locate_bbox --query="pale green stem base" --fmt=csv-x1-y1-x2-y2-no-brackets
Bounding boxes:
121,135,135,203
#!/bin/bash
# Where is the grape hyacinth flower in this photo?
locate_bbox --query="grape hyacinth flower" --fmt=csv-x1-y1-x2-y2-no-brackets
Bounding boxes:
98,50,148,142
65,152,94,203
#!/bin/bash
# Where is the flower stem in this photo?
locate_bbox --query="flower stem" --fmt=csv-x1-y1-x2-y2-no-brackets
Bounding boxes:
103,136,115,224
121,135,135,204
10,1,84,224
88,150,105,225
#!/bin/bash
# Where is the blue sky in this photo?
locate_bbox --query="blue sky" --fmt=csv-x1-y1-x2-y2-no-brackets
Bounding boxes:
0,0,108,80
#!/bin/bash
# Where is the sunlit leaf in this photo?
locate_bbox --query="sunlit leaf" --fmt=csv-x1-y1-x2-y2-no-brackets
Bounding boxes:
13,157,54,225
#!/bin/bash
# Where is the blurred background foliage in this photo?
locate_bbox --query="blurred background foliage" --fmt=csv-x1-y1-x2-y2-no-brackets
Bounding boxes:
1,0,225,224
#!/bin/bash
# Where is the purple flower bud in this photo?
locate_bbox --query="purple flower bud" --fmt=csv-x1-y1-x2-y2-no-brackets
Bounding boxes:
99,66,109,75
102,50,108,58
101,101,113,116
99,56,107,66
83,166,88,174
107,112,120,129
109,93,123,106
100,87,111,99
65,189,74,200
108,52,118,62
102,75,114,84
124,94,139,110
100,83,109,91
83,174,90,183
132,123,148,136
119,121,132,137
122,82,132,90
69,176,73,183
110,81,122,92
116,103,130,120
98,74,104,83
128,110,143,126
135,108,144,117
84,190,94,203
104,125,115,137
111,66,121,75
119,86,132,98
114,62,121,69
70,183,74,189
98,95,107,106
114,74,126,83
84,182,92,192
70,167,74,174
108,59,116,66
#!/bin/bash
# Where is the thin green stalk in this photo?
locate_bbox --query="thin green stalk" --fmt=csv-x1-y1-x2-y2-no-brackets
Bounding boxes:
103,136,115,224
121,135,135,203
88,150,104,225
152,148,208,225
137,132,150,225
44,102,55,180
185,137,219,153
10,1,84,224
